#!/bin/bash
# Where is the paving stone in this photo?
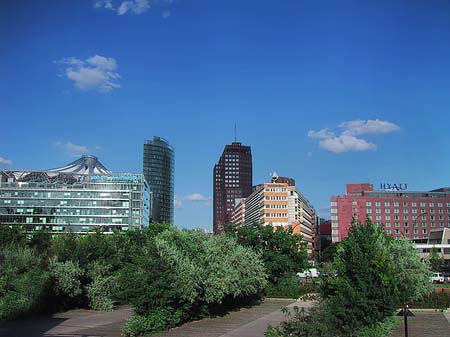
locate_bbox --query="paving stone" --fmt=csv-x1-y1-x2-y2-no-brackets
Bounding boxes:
390,311,450,337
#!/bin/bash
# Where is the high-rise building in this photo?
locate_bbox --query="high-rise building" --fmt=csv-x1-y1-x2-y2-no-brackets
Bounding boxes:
331,183,450,243
231,178,316,253
143,137,174,224
213,142,252,233
0,156,150,233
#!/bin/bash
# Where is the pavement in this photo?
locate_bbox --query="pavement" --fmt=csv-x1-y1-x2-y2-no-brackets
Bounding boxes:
0,299,305,337
390,310,450,337
0,306,132,337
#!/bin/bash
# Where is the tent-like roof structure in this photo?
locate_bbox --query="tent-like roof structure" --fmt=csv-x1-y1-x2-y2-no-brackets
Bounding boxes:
47,155,111,175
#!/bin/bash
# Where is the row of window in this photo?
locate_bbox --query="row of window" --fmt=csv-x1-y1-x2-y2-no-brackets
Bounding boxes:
366,208,448,214
265,196,287,200
265,204,287,209
265,213,288,217
365,201,450,207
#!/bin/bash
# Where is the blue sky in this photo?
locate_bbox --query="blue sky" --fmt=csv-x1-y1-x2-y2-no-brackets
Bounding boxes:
1,0,450,231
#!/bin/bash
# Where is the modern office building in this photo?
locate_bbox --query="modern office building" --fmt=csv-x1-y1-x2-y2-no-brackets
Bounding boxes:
331,183,450,243
0,156,150,233
231,176,316,253
143,137,174,224
213,142,252,233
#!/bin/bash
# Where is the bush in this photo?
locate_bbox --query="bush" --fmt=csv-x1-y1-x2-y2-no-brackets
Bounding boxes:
0,246,49,319
86,261,118,311
353,316,400,337
49,259,84,298
122,308,183,337
265,275,317,299
409,292,450,309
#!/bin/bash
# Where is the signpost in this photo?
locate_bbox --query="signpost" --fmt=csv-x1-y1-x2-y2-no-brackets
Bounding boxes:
396,305,415,337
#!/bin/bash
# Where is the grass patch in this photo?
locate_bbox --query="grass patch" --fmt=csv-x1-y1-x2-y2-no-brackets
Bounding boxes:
432,283,450,288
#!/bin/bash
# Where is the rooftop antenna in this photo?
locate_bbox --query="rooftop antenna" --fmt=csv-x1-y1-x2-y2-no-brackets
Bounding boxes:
234,122,237,142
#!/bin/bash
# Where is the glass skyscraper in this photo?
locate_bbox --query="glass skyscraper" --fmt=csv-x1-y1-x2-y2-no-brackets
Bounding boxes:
0,156,150,233
143,137,174,224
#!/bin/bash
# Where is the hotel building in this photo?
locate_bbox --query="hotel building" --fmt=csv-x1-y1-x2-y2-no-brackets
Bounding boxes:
0,156,150,233
331,183,450,243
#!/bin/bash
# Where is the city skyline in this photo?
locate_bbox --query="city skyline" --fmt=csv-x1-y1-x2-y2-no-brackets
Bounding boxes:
2,1,450,231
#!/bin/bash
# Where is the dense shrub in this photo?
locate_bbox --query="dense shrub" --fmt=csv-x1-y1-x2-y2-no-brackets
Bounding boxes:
224,222,308,283
409,292,450,309
49,259,84,298
265,275,317,299
120,228,268,336
0,246,49,319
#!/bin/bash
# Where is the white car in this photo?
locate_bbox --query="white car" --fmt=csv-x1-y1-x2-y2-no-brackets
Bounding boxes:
297,268,320,278
431,272,445,283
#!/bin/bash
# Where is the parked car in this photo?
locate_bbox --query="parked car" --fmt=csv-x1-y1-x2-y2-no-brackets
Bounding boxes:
431,272,445,283
296,268,320,278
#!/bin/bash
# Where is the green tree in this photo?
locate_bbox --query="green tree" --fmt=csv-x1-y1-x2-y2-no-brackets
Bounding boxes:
224,222,307,283
429,247,444,272
0,245,49,319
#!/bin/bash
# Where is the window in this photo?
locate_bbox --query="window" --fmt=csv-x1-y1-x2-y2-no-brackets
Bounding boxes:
422,229,427,234
385,201,390,207
385,222,391,227
403,202,408,206
386,229,391,234
394,201,399,207
403,215,409,220
366,208,372,214
376,208,381,213
429,202,434,207
411,202,417,207
403,208,409,213
404,222,409,227
376,215,382,220
385,215,391,220
394,208,400,214
413,229,418,234
366,201,372,206
375,201,381,206
385,208,391,214
395,222,400,227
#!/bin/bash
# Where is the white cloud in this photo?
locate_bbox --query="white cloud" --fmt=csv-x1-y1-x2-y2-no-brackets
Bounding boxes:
339,119,400,135
162,10,171,18
184,193,208,202
57,55,120,93
174,195,183,209
182,193,212,207
308,119,399,154
307,128,335,139
54,141,90,157
95,0,150,15
0,157,13,166
318,133,376,153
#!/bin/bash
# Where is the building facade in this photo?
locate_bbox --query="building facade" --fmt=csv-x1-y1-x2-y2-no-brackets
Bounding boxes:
232,179,316,253
143,137,174,224
0,156,150,233
213,142,252,233
331,183,450,243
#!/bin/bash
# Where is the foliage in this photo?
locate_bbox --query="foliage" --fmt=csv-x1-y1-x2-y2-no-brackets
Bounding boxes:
0,245,49,319
352,316,400,337
265,275,317,299
268,218,432,337
0,226,27,249
49,258,84,298
409,292,450,309
321,219,398,333
429,247,444,272
265,305,336,337
85,261,118,311
388,238,432,304
224,222,308,283
122,309,183,337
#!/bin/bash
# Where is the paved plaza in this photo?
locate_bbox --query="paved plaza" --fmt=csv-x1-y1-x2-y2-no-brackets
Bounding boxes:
390,310,450,337
1,301,449,337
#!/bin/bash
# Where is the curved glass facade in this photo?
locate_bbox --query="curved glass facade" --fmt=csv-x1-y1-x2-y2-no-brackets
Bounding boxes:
143,137,174,224
0,157,150,233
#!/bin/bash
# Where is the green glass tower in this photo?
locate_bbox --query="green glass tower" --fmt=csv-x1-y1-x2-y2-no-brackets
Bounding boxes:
143,137,174,224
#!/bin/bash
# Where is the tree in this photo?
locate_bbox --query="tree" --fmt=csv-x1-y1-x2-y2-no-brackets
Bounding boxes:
429,247,444,272
224,222,308,283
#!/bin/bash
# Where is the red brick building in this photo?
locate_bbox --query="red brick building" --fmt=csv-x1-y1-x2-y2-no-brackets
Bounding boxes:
331,183,450,243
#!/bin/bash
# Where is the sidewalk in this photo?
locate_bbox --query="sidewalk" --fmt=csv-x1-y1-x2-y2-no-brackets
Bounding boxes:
154,299,310,337
0,299,308,337
390,310,450,337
